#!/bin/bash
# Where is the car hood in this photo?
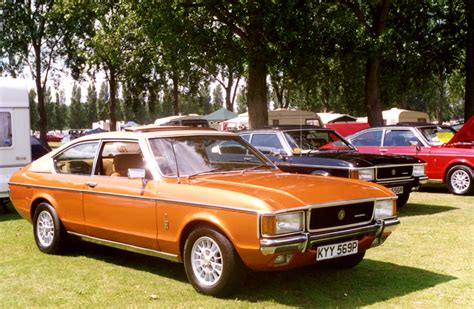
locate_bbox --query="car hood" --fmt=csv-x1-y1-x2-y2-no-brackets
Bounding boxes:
289,150,423,167
191,171,394,212
447,116,474,145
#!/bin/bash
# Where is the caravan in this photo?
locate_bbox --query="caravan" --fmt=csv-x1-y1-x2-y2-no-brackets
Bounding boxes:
0,78,31,202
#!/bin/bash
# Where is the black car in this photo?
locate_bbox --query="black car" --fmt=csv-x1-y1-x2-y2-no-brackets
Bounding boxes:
239,126,428,207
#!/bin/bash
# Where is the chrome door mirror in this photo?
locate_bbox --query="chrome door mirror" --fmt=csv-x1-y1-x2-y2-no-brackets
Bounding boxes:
128,168,146,179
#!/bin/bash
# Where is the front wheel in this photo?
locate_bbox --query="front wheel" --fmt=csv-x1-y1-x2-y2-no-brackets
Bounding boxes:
446,165,473,195
183,227,247,297
396,191,410,208
33,202,67,254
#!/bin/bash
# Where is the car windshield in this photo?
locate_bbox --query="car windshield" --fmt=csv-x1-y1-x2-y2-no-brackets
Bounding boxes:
418,126,456,145
149,135,272,177
284,130,354,151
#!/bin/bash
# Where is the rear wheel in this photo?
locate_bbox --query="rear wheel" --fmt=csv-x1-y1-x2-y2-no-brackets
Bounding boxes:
33,202,67,254
183,227,247,297
446,165,473,195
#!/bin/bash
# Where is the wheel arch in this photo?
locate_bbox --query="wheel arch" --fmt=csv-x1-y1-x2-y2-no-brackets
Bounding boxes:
443,161,474,183
30,195,57,222
179,218,236,261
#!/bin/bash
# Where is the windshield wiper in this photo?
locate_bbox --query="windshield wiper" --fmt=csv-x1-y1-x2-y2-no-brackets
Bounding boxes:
241,163,274,174
187,167,226,180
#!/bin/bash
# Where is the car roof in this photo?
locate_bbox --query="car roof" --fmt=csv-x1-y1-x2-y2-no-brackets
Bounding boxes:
240,125,331,134
70,126,235,143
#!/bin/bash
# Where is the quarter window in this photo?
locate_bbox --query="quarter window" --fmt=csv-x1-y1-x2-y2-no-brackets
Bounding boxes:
0,112,12,147
54,142,99,175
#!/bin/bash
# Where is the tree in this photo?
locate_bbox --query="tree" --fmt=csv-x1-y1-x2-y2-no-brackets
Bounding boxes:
465,0,474,120
68,83,85,129
1,1,94,142
85,83,98,126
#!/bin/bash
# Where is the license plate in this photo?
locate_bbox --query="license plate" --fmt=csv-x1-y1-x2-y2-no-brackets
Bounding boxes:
316,240,358,261
390,186,404,194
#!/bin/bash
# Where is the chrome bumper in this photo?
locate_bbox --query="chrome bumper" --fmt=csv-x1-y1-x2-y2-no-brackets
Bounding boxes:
260,217,400,255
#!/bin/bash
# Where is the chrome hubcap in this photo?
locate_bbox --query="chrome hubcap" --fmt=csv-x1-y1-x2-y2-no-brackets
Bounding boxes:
37,211,55,247
191,236,223,286
451,170,470,193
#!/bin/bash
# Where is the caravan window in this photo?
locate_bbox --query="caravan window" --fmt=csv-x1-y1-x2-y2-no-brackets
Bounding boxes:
0,112,13,147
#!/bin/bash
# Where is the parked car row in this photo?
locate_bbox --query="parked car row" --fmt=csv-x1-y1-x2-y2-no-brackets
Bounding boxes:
6,117,472,297
347,117,474,195
239,126,427,208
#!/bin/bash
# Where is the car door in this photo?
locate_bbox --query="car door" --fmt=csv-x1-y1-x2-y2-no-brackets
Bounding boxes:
50,141,100,234
82,140,158,250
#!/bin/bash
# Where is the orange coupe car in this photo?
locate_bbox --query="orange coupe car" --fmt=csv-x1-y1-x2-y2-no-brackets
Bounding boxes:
9,126,399,296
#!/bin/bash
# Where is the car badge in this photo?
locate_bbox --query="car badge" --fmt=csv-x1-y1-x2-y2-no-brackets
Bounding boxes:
337,209,345,221
391,169,396,176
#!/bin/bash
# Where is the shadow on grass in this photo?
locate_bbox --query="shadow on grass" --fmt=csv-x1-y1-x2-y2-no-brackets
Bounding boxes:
64,242,455,306
398,203,458,218
418,183,451,194
237,259,456,307
0,203,21,222
64,241,188,283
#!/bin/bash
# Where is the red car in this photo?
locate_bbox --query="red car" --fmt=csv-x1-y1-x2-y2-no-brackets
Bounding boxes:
347,117,474,195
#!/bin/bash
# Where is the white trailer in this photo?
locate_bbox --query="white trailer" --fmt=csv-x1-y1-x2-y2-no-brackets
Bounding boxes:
0,78,31,202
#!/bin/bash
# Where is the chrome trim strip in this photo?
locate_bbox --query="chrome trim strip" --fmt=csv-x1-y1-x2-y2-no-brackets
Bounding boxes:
68,232,180,262
0,164,27,169
376,179,414,185
259,217,400,255
8,182,258,215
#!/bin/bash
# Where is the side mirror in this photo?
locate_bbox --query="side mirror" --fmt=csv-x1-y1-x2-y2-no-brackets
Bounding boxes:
256,147,274,155
409,140,419,147
128,168,146,179
311,170,330,177
270,149,288,157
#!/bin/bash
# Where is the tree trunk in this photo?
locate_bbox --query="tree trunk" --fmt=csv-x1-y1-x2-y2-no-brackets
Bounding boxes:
465,0,474,121
225,76,233,111
321,87,330,112
34,44,47,144
172,73,180,115
109,69,117,131
365,58,384,126
364,0,390,127
247,49,268,128
437,73,446,124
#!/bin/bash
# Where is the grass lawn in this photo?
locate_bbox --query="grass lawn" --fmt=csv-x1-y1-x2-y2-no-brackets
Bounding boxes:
1,188,473,308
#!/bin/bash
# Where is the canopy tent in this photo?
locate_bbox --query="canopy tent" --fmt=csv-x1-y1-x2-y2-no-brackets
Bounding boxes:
204,107,238,122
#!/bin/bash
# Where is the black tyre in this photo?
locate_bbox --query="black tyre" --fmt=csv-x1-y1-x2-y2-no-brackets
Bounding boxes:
183,227,247,297
446,165,473,195
33,202,67,254
331,251,366,269
396,191,410,208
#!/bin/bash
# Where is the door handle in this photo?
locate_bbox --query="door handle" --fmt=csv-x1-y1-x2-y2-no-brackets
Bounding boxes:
85,181,97,188
379,148,388,153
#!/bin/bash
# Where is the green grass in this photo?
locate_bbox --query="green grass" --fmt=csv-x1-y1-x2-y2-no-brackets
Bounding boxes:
1,189,473,308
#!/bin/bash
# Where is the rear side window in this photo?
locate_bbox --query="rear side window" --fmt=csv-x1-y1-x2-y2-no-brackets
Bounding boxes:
54,142,99,175
0,112,12,147
351,130,383,146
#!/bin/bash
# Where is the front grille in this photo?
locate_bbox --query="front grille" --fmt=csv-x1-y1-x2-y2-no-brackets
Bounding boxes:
376,165,413,180
309,201,374,231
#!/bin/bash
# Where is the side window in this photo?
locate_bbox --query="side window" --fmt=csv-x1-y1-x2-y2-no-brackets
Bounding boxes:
0,112,13,147
351,130,383,146
384,130,419,146
96,141,146,178
250,134,283,150
54,142,99,175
